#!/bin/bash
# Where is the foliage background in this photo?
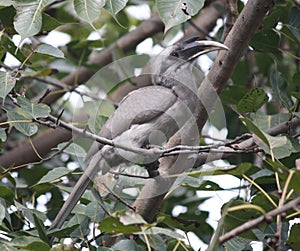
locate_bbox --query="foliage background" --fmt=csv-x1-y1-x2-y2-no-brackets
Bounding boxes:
0,0,300,250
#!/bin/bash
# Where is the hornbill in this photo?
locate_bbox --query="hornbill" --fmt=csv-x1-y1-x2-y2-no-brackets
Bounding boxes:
50,37,228,231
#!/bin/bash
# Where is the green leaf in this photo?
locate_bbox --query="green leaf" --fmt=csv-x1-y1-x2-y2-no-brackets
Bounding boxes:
112,240,140,251
287,7,300,42
118,210,147,225
287,224,300,250
255,53,273,75
104,0,128,27
73,0,105,25
34,68,58,77
56,142,86,158
85,100,114,134
34,43,64,58
85,201,105,222
251,113,290,131
294,112,300,118
270,69,292,110
289,137,300,153
0,6,15,35
261,134,295,159
252,193,277,213
224,236,253,251
142,226,183,239
33,213,49,244
0,71,15,101
98,212,141,234
220,85,248,105
0,204,6,225
250,30,279,52
157,213,200,232
7,107,37,136
223,200,261,240
290,171,300,195
292,72,300,88
0,33,27,62
99,210,147,234
263,5,288,29
190,162,254,177
11,236,50,251
0,128,7,142
47,224,80,237
231,61,248,86
104,0,127,17
183,179,224,191
237,87,268,113
240,116,296,159
42,13,62,31
240,116,270,149
14,200,47,224
66,214,90,238
17,96,51,118
37,167,71,185
13,0,55,42
156,0,204,33
0,186,14,204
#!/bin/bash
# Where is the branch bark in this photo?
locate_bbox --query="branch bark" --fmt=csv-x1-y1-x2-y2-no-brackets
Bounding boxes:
132,0,275,222
218,196,300,244
0,128,71,168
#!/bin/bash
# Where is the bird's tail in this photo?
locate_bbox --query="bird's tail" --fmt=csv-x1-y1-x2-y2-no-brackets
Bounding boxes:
49,153,103,232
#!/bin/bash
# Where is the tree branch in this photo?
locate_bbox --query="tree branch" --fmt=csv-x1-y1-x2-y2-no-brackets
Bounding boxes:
0,127,71,169
218,196,300,244
194,117,300,167
132,0,275,222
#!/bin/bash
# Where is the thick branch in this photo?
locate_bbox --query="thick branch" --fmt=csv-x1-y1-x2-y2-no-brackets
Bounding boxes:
132,0,275,222
0,128,71,168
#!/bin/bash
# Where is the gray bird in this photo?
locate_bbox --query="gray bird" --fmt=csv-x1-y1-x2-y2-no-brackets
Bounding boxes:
50,37,228,231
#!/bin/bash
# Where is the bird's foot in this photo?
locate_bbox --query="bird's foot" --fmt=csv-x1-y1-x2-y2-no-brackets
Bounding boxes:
144,160,160,178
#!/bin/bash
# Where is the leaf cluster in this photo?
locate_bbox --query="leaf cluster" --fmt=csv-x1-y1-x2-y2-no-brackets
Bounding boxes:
0,0,299,251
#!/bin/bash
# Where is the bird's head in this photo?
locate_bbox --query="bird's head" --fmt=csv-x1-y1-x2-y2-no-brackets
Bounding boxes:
151,37,228,86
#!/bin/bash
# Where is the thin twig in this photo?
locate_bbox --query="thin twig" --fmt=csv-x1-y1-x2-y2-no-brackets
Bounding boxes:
30,76,102,101
162,133,252,155
101,182,136,211
38,88,51,103
221,0,238,42
109,170,150,179
188,20,215,40
38,115,298,160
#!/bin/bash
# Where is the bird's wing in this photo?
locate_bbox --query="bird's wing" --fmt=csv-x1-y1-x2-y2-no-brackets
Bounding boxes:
50,85,175,230
100,85,177,139
85,85,177,162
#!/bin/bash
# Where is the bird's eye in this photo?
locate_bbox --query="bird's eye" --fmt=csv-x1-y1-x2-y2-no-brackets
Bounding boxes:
170,51,179,58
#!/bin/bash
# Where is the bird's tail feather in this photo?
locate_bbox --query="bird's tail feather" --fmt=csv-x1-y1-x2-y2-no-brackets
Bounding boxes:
49,153,102,231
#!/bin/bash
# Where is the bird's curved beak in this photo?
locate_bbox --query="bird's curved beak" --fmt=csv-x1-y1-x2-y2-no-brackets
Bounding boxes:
180,40,229,61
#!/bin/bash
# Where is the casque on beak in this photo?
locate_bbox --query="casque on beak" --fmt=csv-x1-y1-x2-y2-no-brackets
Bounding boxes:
178,39,229,61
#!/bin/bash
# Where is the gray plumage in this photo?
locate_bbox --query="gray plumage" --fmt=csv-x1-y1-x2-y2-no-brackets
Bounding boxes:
50,38,228,231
